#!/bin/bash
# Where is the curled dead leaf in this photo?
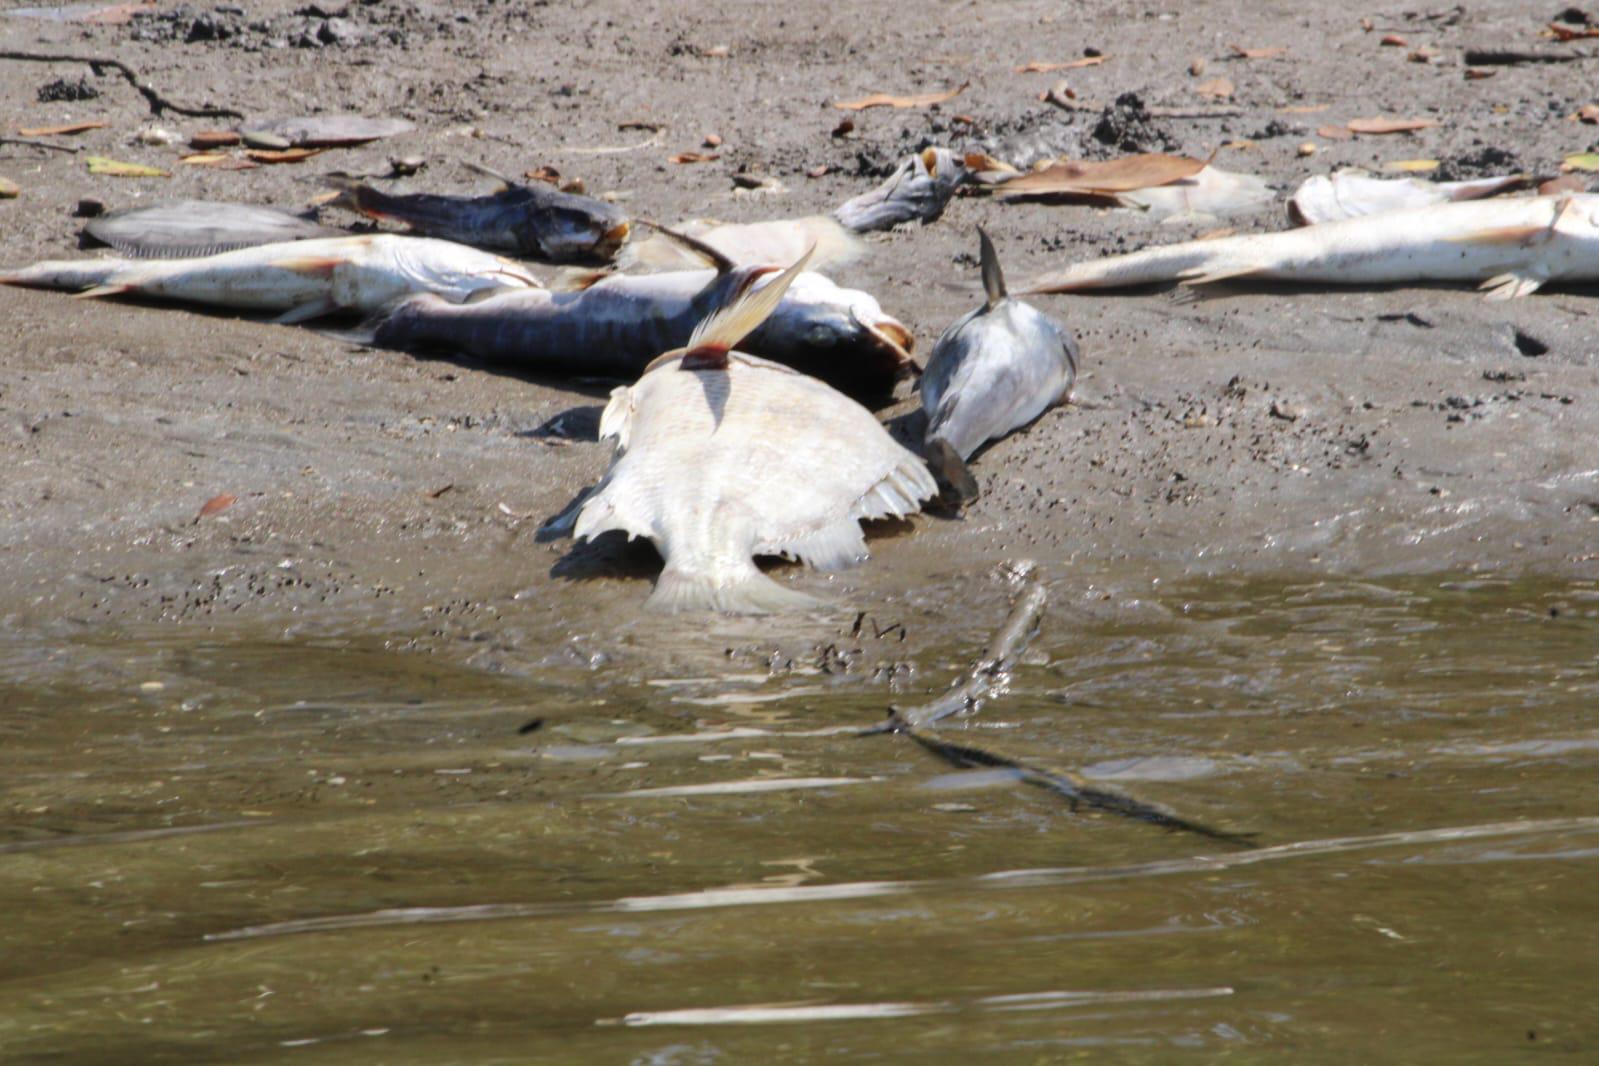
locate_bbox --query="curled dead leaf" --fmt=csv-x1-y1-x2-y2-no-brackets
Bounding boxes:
1381,34,1408,47
1229,44,1287,59
1316,125,1355,141
1549,22,1599,41
670,151,719,164
618,120,664,132
0,176,18,198
833,82,968,111
1015,56,1106,73
703,133,723,148
189,129,241,149
245,147,324,164
1278,103,1329,114
1464,68,1496,80
525,165,561,184
1195,77,1234,99
1346,116,1438,134
85,156,168,177
18,120,107,137
806,164,829,178
179,152,231,166
1383,159,1440,172
830,118,855,138
998,153,1208,200
1189,57,1207,76
1575,104,1599,123
197,493,237,519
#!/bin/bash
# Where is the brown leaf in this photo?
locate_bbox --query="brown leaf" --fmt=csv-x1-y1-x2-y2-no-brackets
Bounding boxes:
1195,77,1234,99
427,483,454,499
618,120,663,132
1539,174,1588,195
1360,17,1374,31
998,153,1208,199
669,151,719,164
1229,44,1287,59
1464,67,1497,80
1189,56,1207,76
1015,56,1106,73
1346,116,1439,134
1408,49,1437,63
245,147,324,164
1576,104,1599,123
1381,34,1409,47
833,82,968,111
1550,22,1599,41
179,152,232,166
1316,125,1355,141
525,165,561,184
0,176,18,198
806,164,829,178
197,493,237,519
703,133,723,148
189,129,241,149
830,118,855,138
17,120,107,137
1278,103,1330,114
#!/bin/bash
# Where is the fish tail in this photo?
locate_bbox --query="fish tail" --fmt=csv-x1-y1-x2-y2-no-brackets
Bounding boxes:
647,563,820,615
925,438,979,503
0,259,127,292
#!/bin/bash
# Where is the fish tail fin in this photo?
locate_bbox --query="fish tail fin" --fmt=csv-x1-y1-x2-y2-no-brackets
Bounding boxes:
977,225,1007,308
681,244,815,368
1,260,126,292
647,563,820,615
799,215,868,271
925,438,979,503
638,219,737,273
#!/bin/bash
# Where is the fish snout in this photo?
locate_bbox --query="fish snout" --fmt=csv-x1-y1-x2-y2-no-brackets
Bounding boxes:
851,308,919,377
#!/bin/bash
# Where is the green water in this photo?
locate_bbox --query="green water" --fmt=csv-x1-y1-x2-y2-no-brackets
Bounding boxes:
2,575,1597,1062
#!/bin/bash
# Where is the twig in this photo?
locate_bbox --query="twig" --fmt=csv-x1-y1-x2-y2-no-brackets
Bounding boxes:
1043,95,1243,119
0,50,244,120
0,136,79,154
1462,47,1593,65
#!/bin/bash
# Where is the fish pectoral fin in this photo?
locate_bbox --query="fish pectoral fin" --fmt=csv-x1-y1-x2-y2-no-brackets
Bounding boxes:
1478,269,1548,301
1176,263,1260,286
72,283,135,300
273,297,340,324
272,255,343,278
758,520,869,573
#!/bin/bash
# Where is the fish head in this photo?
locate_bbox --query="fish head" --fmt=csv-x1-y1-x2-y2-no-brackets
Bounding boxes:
516,186,632,264
743,271,917,402
386,237,543,300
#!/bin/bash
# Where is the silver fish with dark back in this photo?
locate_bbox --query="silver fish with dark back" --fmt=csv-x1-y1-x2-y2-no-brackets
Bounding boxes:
82,200,341,259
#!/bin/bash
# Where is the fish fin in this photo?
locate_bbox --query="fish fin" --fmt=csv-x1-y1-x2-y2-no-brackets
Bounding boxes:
273,255,342,278
1176,263,1260,286
550,267,614,292
571,482,653,546
461,159,517,192
1446,225,1547,246
977,225,1007,309
273,297,340,324
596,385,636,448
1479,270,1547,301
759,519,869,572
924,438,979,503
639,219,738,274
682,245,815,368
646,564,821,615
798,216,869,271
851,453,940,522
72,283,135,300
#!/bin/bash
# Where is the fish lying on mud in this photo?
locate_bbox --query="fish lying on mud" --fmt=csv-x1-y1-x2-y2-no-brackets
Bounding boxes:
564,249,938,613
1023,193,1599,300
1119,165,1275,224
833,148,972,232
81,200,341,258
1,234,541,322
922,229,1078,502
367,253,916,399
1288,169,1532,226
330,168,630,264
621,215,865,272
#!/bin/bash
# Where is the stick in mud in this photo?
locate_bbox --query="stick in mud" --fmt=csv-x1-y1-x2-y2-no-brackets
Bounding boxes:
863,564,1253,847
0,51,245,120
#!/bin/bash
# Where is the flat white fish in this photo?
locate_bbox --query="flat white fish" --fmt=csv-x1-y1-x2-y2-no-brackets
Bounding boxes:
1288,169,1531,226
569,249,937,613
82,200,341,258
1023,193,1599,300
622,215,864,272
0,234,541,322
922,229,1078,501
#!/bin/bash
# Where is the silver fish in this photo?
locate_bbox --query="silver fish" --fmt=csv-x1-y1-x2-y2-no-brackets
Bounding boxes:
922,229,1078,501
1024,193,1599,300
1287,169,1533,226
369,256,916,400
1,234,541,322
82,200,341,259
833,148,970,233
568,249,938,613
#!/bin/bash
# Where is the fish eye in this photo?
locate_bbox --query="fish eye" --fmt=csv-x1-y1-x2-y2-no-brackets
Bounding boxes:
803,323,841,347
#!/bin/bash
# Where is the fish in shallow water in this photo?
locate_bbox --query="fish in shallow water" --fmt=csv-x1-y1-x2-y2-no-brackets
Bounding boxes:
331,167,630,264
1023,193,1599,300
922,229,1079,502
1287,169,1533,226
82,200,341,258
1,234,541,322
564,248,937,613
367,246,915,400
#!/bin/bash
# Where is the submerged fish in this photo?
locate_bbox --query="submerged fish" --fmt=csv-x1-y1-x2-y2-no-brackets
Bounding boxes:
331,167,630,264
1023,193,1599,300
1,234,541,322
1288,169,1532,226
567,249,938,613
922,229,1078,501
369,252,916,399
81,200,341,259
622,215,865,272
833,148,971,233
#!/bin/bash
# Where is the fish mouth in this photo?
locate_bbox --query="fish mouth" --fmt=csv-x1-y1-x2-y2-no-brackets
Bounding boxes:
594,220,631,256
853,310,919,377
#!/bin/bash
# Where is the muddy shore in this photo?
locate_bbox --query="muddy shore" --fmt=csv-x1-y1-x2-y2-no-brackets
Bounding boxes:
2,0,1596,677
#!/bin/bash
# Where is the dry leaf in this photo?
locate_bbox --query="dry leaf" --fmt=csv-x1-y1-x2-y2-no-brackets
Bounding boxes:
1408,49,1437,63
806,164,829,178
1464,68,1496,80
618,120,663,132
830,118,855,138
1360,17,1374,31
1561,152,1599,172
703,133,723,148
197,493,237,519
1015,56,1106,73
85,156,168,177
525,165,561,184
1384,159,1440,172
18,120,107,137
189,129,241,149
701,44,731,58
1189,56,1207,76
833,82,968,111
1381,34,1409,47
1195,77,1234,99
1575,104,1599,123
1297,142,1318,156
998,153,1208,199
669,151,719,164
179,152,231,166
1539,174,1588,195
1346,116,1438,134
0,176,18,198
1230,44,1287,58
1278,103,1330,114
1549,22,1599,41
245,148,324,164
1316,125,1355,141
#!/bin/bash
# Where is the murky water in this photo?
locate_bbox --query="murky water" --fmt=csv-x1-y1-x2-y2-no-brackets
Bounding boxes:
3,574,1597,1062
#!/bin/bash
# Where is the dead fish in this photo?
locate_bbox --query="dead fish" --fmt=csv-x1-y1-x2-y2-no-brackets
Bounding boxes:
330,165,630,264
82,200,341,258
833,147,970,232
567,248,938,613
1119,165,1276,225
922,229,1078,502
368,239,915,399
1023,193,1599,300
622,215,865,272
1,234,541,322
237,115,415,148
1288,169,1533,226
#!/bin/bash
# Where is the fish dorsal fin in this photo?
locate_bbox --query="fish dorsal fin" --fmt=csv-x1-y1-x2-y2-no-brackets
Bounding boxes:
977,225,1006,309
640,219,737,274
680,245,815,369
461,159,516,192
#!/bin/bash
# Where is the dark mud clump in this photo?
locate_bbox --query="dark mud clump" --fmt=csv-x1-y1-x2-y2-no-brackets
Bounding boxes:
1089,92,1176,155
36,76,100,103
125,3,436,51
1434,145,1524,181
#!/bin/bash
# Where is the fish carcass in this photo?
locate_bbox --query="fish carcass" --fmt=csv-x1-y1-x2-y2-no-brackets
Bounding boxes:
566,249,938,613
1287,169,1531,226
369,253,916,399
1023,193,1599,300
331,168,630,264
833,148,972,232
622,215,865,272
922,229,1078,501
0,234,541,322
82,200,341,258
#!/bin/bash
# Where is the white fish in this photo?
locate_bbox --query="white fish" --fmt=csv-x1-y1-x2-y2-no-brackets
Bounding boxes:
0,234,540,322
922,229,1078,502
1023,193,1599,300
568,248,937,613
1118,165,1276,225
1288,169,1531,226
621,215,865,272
